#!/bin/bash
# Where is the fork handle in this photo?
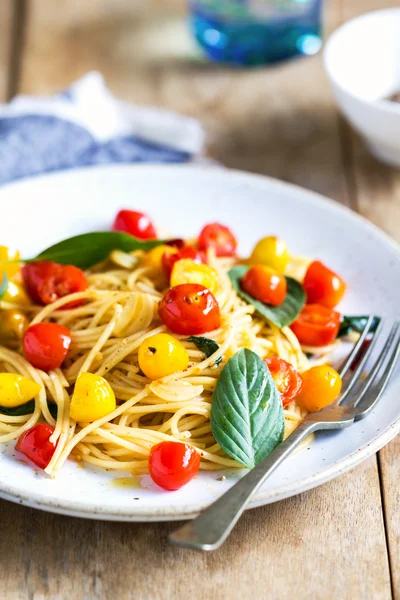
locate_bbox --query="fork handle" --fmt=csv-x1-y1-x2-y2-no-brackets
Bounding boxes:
169,421,316,551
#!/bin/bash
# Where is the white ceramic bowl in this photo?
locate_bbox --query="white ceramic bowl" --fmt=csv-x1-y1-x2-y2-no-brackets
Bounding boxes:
324,8,400,168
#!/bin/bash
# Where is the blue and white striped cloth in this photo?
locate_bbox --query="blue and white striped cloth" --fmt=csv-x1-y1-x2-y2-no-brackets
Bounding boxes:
0,72,205,185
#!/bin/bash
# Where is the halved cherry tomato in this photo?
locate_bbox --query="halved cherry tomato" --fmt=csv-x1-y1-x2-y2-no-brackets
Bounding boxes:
162,246,204,278
159,284,220,335
297,365,342,412
23,322,71,371
149,441,200,490
198,223,237,257
112,209,157,240
265,357,303,407
16,423,56,469
304,260,346,308
241,265,287,306
290,304,340,347
22,262,88,308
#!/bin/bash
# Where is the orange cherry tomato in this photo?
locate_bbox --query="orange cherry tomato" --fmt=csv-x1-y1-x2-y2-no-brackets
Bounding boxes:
22,262,88,308
290,304,340,347
304,260,346,308
149,441,200,490
297,365,342,412
23,322,71,371
241,265,287,306
159,284,220,335
112,209,157,240
198,222,237,257
16,423,56,469
162,246,204,278
265,357,303,407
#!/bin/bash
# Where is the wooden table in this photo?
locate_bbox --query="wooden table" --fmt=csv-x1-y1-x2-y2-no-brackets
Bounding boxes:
0,1,399,598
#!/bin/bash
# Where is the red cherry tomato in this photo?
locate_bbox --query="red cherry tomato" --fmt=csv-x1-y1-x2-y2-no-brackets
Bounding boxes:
241,265,287,306
159,284,220,335
149,441,200,490
16,424,56,469
290,304,341,347
112,209,157,240
23,322,71,371
164,238,185,250
198,222,237,257
162,246,204,278
22,262,88,308
304,260,346,308
265,357,303,407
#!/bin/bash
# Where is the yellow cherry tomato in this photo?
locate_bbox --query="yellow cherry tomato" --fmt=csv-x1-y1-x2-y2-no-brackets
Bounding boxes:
170,259,219,295
0,373,41,407
141,245,177,272
138,333,189,380
249,236,290,273
0,246,21,278
70,373,116,422
2,281,30,306
0,310,29,346
297,365,342,413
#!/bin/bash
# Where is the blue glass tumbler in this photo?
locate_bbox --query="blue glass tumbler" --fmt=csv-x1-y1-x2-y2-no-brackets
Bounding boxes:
189,0,323,65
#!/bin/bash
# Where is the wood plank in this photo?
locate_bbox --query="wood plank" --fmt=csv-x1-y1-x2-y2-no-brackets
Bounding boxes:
380,439,400,598
0,457,391,600
338,1,400,597
19,0,349,204
0,1,392,599
0,0,13,101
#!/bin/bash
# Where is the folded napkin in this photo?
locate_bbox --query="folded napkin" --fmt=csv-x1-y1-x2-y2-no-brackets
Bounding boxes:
0,72,205,185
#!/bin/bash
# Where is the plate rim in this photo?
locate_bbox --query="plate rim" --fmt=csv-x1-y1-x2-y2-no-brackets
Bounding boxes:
0,162,399,522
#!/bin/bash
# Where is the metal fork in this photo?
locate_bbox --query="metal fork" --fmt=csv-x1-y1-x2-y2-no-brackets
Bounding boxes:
170,315,400,551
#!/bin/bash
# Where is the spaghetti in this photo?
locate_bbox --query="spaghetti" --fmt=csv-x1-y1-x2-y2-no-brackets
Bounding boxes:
0,216,346,486
0,252,313,475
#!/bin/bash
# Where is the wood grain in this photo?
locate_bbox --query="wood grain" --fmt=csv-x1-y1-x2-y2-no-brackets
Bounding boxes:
18,0,349,204
0,0,397,599
0,458,391,600
0,0,13,101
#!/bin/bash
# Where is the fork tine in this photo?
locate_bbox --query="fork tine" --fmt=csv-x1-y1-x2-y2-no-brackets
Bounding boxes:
352,317,400,419
339,315,381,379
338,317,384,404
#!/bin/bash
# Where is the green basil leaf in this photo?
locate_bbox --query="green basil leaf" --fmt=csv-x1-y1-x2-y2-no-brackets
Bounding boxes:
211,348,285,469
48,403,58,419
0,271,8,300
338,315,380,338
0,399,35,416
228,265,306,328
34,232,166,269
185,336,222,366
0,400,58,418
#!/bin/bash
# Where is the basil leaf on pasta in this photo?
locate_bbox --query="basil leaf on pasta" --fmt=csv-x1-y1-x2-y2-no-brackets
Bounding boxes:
338,315,380,338
185,336,222,366
0,399,35,416
0,400,58,418
211,348,285,469
33,232,166,269
0,272,8,299
228,265,305,328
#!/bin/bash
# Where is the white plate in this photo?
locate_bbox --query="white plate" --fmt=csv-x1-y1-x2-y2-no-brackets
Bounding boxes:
0,164,399,521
